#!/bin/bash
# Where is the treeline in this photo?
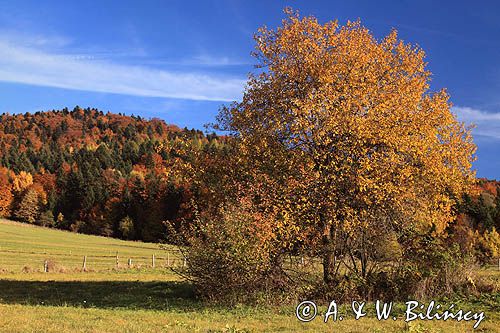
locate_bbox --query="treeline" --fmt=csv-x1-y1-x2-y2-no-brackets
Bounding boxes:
0,106,225,242
0,106,499,261
454,179,500,262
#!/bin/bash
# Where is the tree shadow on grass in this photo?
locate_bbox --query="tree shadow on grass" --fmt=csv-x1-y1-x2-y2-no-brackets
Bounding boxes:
0,279,204,311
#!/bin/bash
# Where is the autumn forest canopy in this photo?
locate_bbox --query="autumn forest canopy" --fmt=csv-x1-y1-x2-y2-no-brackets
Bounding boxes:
0,106,226,241
1,9,499,303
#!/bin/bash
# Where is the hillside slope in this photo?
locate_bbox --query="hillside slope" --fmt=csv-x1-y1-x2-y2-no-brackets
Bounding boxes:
0,218,179,271
0,107,225,242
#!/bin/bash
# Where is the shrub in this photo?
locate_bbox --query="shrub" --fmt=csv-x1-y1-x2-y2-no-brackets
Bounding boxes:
174,199,291,304
37,210,55,227
70,220,85,233
311,229,481,302
393,231,477,300
119,216,135,239
477,227,500,263
56,212,64,224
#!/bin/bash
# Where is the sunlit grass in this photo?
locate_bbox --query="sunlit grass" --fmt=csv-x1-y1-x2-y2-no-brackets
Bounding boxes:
0,218,181,271
0,218,499,332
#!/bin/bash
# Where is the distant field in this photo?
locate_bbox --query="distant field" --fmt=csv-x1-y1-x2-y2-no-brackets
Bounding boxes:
0,218,499,332
0,218,181,271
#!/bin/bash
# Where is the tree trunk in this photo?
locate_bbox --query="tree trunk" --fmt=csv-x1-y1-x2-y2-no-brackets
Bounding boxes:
321,212,335,284
323,250,335,284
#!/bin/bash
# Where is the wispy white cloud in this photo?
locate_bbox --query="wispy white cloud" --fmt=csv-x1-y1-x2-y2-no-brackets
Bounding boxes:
0,36,245,101
0,30,72,49
453,106,500,139
105,53,252,67
184,54,250,66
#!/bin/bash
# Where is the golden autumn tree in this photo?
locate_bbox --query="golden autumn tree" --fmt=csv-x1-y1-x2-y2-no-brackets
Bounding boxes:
14,187,41,224
217,9,476,283
0,167,13,217
11,171,33,194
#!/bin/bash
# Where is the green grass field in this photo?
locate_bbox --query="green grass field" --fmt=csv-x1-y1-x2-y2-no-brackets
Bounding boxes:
0,218,182,271
0,218,499,332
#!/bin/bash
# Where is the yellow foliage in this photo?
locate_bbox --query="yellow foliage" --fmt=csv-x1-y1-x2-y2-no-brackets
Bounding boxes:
0,169,13,217
479,228,500,259
220,9,476,252
12,171,33,193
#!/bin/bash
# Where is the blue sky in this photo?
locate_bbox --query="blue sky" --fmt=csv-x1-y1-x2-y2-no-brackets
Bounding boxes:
0,0,499,178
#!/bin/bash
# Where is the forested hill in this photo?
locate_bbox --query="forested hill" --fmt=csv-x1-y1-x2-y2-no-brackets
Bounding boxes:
0,106,499,258
0,107,225,241
0,106,221,173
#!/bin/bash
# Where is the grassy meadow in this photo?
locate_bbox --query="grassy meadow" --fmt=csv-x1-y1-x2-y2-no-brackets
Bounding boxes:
0,218,499,332
0,218,182,271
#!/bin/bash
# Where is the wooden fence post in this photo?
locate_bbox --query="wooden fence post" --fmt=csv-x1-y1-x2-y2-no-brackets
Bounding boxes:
128,258,132,268
152,254,155,268
115,252,119,268
82,256,87,271
44,260,48,273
